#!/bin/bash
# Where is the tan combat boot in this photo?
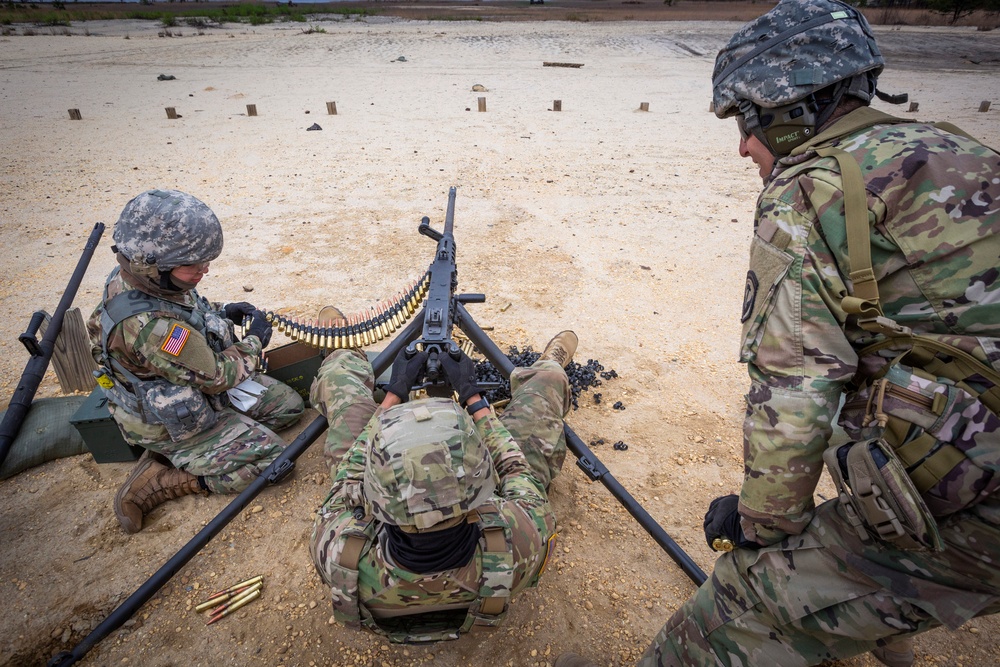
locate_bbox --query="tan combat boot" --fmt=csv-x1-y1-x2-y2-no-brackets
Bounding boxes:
871,637,914,667
319,305,365,352
538,330,578,368
318,306,346,324
114,456,202,534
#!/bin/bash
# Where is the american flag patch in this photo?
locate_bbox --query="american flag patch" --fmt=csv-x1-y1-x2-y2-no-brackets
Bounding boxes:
160,323,191,356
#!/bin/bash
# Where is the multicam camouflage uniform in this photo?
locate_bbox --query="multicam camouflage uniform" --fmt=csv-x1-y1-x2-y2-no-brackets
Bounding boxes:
642,1,1000,664
88,190,303,494
309,349,570,641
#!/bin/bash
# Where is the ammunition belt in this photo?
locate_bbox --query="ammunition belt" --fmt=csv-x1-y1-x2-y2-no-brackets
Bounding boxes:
261,273,433,350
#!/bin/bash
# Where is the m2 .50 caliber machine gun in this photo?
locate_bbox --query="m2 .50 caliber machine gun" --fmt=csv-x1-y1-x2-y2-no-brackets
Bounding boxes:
49,187,705,666
348,186,706,588
403,186,484,394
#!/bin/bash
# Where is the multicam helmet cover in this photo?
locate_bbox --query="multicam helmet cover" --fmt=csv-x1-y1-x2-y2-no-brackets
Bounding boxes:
112,189,224,272
712,0,884,119
364,397,497,530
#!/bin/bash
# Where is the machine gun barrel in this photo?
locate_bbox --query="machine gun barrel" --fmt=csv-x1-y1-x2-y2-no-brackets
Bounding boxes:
408,187,462,387
455,302,708,586
0,222,105,467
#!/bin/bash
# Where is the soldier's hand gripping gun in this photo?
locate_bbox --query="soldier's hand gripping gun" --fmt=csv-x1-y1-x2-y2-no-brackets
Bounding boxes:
403,186,484,397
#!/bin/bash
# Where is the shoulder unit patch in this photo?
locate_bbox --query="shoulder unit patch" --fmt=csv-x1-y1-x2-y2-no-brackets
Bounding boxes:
161,323,191,356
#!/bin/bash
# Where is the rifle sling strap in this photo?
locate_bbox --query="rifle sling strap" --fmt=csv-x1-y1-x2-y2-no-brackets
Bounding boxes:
792,110,1000,406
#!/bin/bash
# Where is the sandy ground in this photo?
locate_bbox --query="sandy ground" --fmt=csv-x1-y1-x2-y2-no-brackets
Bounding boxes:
1,10,1000,667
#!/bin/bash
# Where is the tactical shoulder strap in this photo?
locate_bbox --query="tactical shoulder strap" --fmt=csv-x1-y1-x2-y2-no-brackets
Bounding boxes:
99,267,198,362
460,501,514,632
330,511,377,628
802,111,1000,412
787,107,909,324
96,268,202,403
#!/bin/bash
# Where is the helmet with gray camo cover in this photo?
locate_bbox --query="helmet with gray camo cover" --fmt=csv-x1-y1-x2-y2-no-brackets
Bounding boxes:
112,189,224,276
712,0,884,154
364,397,497,531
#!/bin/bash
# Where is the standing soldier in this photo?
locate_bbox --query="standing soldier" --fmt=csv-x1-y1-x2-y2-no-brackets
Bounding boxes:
642,0,1000,665
309,327,577,641
88,189,304,534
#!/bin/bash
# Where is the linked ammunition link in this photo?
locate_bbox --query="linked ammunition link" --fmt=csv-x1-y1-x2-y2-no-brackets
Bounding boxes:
262,273,432,350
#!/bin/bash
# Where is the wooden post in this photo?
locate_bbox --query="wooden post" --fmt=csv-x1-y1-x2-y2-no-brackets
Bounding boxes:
68,109,82,120
979,100,991,112
907,101,919,113
553,100,562,112
165,107,178,119
478,97,487,112
326,101,337,115
709,102,715,113
246,104,257,117
639,102,649,112
39,308,98,394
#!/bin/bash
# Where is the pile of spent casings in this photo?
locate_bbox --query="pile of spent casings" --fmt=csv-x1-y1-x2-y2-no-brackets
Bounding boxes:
474,346,619,410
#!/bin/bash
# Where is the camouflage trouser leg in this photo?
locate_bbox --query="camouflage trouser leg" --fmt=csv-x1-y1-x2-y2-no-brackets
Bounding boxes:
640,497,1000,666
499,359,571,489
149,409,288,494
309,349,378,476
244,372,305,431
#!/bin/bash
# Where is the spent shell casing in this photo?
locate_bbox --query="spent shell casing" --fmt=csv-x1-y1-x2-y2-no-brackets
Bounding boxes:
207,588,261,625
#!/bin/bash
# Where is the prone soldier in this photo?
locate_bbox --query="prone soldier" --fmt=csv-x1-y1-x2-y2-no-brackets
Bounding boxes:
309,324,577,641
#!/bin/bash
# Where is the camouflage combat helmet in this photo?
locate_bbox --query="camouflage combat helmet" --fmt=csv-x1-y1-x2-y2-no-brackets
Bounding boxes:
712,0,884,154
364,397,497,531
112,189,224,278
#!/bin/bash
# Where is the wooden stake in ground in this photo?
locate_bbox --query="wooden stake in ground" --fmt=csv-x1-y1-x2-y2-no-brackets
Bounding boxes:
165,107,178,119
980,101,992,112
246,104,257,117
478,97,487,112
68,109,82,120
639,102,649,112
553,100,562,111
38,308,97,394
326,101,337,115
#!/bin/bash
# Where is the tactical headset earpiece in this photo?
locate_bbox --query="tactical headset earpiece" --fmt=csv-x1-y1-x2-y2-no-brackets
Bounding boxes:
739,75,871,158
759,99,821,154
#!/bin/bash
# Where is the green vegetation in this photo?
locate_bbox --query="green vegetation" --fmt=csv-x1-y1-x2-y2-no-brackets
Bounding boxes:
0,1,380,27
926,0,1000,24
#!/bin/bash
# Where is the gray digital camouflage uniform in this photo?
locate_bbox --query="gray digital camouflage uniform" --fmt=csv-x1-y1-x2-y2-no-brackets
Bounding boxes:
309,349,570,640
642,2,1000,662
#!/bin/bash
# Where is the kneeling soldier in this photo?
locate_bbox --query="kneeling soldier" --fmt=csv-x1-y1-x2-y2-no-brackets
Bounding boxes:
88,190,305,533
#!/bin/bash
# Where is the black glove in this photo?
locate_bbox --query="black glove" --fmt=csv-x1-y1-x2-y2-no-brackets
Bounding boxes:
245,310,272,348
703,494,758,552
386,349,429,402
439,350,481,405
223,301,256,325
